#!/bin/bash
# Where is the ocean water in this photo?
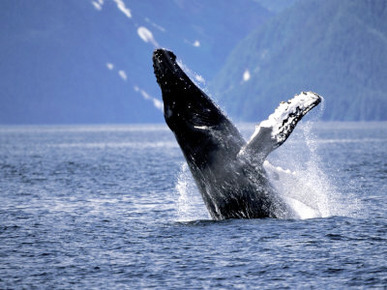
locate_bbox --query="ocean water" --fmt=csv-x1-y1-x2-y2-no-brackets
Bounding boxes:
0,122,386,288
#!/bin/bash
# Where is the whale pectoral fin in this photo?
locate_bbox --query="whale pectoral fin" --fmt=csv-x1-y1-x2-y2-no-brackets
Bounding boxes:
238,125,277,165
239,91,322,164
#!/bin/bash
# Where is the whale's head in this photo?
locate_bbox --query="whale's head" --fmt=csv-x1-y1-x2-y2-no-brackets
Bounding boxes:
152,49,178,87
152,49,245,171
153,48,197,91
152,49,224,133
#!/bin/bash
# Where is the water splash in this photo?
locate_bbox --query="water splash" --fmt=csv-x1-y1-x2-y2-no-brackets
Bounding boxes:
175,99,360,220
266,100,360,219
175,163,209,221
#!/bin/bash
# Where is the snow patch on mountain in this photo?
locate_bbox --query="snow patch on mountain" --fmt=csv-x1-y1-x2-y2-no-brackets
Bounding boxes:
118,70,127,81
137,26,159,47
134,86,163,111
145,18,166,33
113,0,132,18
91,0,104,11
243,69,251,82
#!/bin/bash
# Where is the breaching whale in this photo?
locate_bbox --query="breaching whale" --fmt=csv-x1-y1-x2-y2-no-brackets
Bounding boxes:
153,48,321,220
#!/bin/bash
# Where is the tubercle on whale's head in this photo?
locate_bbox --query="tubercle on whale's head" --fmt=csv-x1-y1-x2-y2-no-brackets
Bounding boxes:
152,49,191,91
152,48,176,75
153,48,176,62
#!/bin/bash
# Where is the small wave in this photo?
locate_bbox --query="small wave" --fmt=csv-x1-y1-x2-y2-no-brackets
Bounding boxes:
314,138,385,144
49,142,178,149
0,124,170,134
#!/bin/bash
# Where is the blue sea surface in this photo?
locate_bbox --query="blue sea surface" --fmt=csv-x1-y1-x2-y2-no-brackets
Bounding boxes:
0,122,386,288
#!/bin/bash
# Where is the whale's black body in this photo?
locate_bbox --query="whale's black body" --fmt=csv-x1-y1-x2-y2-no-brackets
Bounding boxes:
153,49,321,220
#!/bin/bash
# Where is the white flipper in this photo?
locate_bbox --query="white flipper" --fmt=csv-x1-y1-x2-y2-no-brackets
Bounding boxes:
239,91,322,165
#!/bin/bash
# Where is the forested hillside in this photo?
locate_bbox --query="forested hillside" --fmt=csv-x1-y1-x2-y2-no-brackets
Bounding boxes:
1,0,385,124
211,0,387,121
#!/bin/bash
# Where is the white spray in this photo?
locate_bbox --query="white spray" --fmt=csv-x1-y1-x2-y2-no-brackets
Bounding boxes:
175,163,210,221
175,98,358,221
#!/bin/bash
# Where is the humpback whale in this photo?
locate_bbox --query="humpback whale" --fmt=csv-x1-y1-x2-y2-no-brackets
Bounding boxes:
153,48,321,220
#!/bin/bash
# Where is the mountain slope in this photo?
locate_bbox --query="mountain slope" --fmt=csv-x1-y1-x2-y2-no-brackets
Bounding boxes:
0,0,272,124
211,0,387,121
